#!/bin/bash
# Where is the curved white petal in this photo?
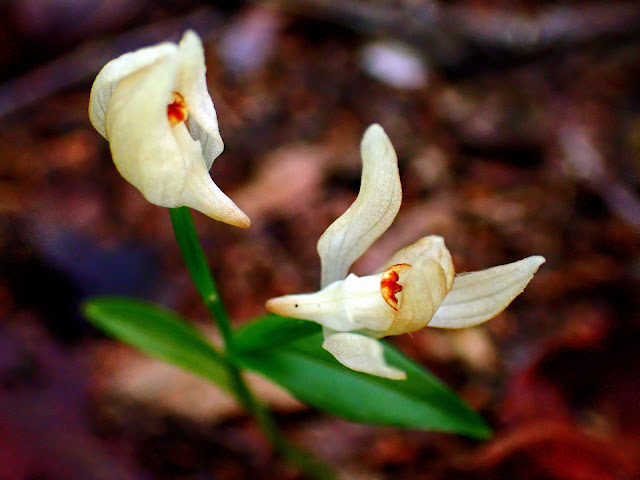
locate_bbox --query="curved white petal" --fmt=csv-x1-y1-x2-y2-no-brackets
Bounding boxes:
317,124,402,287
386,256,450,336
90,31,249,226
176,30,224,170
429,256,545,328
322,332,406,380
105,53,188,206
89,43,178,139
173,124,250,227
265,273,393,332
379,235,455,290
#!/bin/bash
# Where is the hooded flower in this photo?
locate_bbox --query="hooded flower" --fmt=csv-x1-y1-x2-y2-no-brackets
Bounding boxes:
266,124,545,380
89,31,250,227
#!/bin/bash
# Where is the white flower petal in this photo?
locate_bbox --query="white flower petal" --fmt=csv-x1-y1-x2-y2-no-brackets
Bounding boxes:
386,256,450,336
89,43,177,139
90,31,249,226
176,30,224,170
317,124,402,287
322,332,406,380
428,256,545,328
173,124,250,227
105,53,189,206
265,273,393,332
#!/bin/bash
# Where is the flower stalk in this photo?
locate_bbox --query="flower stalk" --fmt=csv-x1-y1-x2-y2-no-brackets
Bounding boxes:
169,207,335,480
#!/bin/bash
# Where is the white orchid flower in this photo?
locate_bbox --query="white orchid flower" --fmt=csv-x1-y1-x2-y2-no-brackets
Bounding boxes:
89,31,250,227
266,124,545,380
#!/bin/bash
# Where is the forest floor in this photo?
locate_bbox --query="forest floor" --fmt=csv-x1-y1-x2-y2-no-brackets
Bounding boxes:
1,1,639,479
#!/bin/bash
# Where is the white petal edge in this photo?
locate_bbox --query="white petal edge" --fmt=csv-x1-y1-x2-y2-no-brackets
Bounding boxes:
105,53,189,206
89,42,178,139
173,125,250,227
318,124,402,287
176,30,224,170
322,332,406,380
428,256,545,328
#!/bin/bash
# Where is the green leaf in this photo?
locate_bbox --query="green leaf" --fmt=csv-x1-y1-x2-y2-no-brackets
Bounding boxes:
233,318,490,438
83,297,232,392
235,314,320,351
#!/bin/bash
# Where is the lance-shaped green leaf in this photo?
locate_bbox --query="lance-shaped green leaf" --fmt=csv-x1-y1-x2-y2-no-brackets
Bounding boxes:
234,314,320,351
83,297,232,392
233,316,490,438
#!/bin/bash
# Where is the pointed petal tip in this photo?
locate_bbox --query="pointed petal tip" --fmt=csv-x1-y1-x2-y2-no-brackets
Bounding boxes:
265,297,279,313
178,29,203,50
362,123,389,145
266,290,346,327
179,159,252,228
513,255,546,277
181,29,199,41
265,295,296,317
385,369,407,381
428,253,546,329
229,211,251,228
364,123,384,133
187,198,251,228
530,255,546,267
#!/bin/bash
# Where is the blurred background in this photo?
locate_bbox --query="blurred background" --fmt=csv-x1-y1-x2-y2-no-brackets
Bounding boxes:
1,0,640,479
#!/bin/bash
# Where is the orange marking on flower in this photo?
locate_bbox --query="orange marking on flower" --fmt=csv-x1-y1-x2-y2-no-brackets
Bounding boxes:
380,263,411,311
167,92,188,126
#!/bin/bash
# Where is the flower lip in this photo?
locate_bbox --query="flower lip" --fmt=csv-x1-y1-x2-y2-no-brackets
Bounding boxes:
380,263,411,311
168,92,188,126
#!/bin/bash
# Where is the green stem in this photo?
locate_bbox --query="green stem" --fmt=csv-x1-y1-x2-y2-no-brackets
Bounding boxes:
169,207,335,480
169,207,234,345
